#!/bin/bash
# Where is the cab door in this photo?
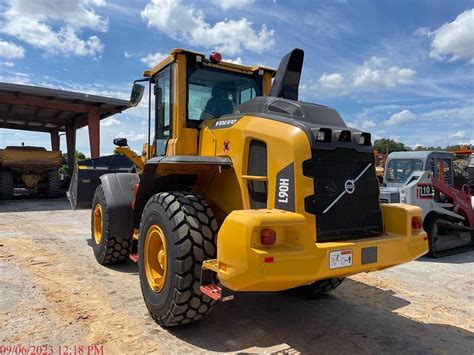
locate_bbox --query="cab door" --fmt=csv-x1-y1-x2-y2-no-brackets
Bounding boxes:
154,65,172,157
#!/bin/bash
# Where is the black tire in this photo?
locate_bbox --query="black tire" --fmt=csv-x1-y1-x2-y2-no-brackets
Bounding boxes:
45,170,60,198
91,185,132,264
139,192,218,327
423,213,442,257
293,278,345,299
0,168,14,200
424,218,438,257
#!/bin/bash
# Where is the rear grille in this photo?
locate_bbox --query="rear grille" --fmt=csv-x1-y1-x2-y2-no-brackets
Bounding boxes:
303,148,383,242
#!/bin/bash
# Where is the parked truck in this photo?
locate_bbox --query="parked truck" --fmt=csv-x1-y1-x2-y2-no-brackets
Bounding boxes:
0,146,62,199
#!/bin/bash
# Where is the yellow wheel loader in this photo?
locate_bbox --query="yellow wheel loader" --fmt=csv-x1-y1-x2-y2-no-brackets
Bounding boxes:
89,48,428,327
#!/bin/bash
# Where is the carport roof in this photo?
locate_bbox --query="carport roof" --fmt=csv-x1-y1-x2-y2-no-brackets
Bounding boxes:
0,82,130,133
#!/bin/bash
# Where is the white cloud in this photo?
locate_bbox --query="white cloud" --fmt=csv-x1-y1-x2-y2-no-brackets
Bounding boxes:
116,131,146,142
318,72,344,89
141,0,275,55
385,109,416,126
353,57,416,88
0,72,30,84
0,40,25,58
141,52,167,68
361,120,376,129
101,117,121,127
346,119,376,131
124,51,132,59
449,130,466,138
1,0,108,57
224,57,244,65
212,0,254,10
429,9,474,64
1,61,15,67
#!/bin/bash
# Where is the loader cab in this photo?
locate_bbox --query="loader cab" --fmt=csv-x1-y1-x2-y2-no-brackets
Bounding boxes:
383,151,454,188
141,49,275,158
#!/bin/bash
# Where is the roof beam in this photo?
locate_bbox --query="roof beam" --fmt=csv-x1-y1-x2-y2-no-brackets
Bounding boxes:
1,113,76,125
0,122,55,133
0,93,108,114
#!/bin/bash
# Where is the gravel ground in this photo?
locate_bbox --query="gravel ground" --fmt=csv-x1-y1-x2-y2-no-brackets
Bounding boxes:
0,198,473,354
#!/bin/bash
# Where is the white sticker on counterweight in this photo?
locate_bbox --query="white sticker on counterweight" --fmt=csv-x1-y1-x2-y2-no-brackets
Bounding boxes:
329,249,353,269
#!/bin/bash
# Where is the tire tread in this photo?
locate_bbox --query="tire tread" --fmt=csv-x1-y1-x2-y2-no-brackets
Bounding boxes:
0,168,14,200
92,185,132,264
140,191,217,327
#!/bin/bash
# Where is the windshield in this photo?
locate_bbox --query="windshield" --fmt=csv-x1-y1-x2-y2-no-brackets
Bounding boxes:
386,159,423,183
187,66,262,126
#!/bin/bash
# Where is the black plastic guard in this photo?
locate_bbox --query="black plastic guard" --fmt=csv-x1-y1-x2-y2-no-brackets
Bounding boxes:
100,173,139,242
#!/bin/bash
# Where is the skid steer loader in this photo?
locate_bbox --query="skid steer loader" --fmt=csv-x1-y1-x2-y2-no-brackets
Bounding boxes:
89,48,428,327
380,151,474,257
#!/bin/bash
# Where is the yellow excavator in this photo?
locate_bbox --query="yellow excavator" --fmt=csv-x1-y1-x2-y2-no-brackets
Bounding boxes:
75,48,428,327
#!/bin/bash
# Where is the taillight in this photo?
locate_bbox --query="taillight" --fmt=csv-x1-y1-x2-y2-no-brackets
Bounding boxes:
412,216,423,230
260,229,276,245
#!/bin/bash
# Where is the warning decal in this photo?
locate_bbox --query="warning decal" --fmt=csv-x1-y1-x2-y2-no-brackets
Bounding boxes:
329,249,353,269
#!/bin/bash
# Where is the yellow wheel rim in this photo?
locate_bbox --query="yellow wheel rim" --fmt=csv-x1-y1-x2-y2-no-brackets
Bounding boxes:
144,224,167,293
93,203,103,245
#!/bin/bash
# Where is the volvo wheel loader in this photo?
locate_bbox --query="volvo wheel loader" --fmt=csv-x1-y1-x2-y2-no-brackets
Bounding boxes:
88,48,428,327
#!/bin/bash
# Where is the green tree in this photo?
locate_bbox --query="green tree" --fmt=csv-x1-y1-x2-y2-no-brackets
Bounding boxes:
374,138,410,154
59,151,87,176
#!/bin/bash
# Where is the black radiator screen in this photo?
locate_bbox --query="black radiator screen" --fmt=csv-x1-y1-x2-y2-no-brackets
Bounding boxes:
303,148,383,242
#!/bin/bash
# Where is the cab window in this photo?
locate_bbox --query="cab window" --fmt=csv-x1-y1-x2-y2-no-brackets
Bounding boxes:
187,66,262,127
386,159,423,183
154,66,172,156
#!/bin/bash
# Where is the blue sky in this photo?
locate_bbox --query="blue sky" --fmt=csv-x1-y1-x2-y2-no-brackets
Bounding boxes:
0,0,472,155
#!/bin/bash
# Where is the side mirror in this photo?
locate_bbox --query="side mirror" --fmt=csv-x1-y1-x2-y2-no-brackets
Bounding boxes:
130,83,144,107
113,138,128,147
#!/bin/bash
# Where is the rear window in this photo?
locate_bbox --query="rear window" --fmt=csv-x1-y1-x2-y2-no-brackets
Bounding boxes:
386,159,423,183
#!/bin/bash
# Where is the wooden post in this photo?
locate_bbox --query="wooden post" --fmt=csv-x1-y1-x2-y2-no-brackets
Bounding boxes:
88,108,100,159
50,129,60,151
66,124,76,175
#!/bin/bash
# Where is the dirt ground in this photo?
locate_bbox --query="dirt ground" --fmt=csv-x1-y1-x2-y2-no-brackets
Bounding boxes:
1,198,473,354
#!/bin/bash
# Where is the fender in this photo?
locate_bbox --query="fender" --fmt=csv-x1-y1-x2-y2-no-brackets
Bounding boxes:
100,173,140,241
132,155,232,228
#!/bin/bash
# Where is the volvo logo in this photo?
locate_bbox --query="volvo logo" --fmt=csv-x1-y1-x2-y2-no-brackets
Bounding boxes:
322,163,372,214
344,179,355,194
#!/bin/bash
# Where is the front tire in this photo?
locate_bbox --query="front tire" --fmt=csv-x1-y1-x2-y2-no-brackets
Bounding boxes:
45,170,60,198
0,168,14,200
139,192,218,327
91,185,132,264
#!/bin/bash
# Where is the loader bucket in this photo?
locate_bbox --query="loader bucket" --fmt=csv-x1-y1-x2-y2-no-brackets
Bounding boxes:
67,154,135,209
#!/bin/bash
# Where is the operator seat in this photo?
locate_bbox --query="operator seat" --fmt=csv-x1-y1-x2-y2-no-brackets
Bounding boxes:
202,86,234,119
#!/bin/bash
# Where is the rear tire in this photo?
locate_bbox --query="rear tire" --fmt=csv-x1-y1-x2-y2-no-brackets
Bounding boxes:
293,278,345,298
424,216,439,257
45,170,60,198
0,168,14,200
91,185,132,264
139,192,218,327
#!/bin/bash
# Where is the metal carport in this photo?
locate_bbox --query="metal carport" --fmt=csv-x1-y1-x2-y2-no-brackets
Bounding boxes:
0,82,130,173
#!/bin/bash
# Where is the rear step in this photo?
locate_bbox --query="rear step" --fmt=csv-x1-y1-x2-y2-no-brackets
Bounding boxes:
200,259,234,302
200,284,223,301
129,253,139,263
